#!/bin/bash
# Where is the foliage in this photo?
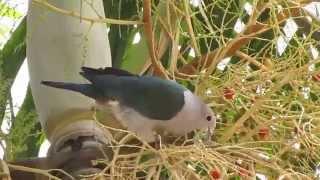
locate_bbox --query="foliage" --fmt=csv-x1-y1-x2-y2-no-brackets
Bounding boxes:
0,14,32,162
103,0,141,68
1,0,320,179
96,0,320,179
0,2,23,19
5,88,42,161
0,17,26,123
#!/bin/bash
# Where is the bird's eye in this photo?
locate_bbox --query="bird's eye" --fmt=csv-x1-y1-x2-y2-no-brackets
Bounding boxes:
206,116,212,121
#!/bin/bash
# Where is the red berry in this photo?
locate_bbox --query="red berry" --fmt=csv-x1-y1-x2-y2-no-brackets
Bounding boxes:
313,74,320,81
258,127,269,139
210,169,221,179
223,87,235,100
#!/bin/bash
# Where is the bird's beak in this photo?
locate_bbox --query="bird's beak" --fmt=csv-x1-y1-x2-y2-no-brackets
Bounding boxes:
207,126,212,142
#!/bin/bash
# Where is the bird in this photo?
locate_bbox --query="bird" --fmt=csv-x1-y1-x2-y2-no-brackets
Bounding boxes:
41,67,216,142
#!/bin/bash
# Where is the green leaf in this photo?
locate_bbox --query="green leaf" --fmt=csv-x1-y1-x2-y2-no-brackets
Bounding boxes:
0,17,26,123
0,2,23,19
5,87,42,161
0,25,10,39
121,30,150,73
104,0,175,74
103,0,139,68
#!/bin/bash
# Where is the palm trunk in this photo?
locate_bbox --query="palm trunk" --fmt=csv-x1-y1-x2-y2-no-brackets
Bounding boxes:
27,0,111,173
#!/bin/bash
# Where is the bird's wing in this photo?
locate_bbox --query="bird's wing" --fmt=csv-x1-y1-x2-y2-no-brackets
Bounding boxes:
119,76,186,120
80,67,137,84
81,66,136,77
76,68,186,120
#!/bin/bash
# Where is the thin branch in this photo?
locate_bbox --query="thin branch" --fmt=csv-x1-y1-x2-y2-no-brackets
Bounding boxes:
143,0,169,79
235,51,269,71
32,0,142,25
183,0,200,56
0,160,11,180
8,164,61,180
220,59,320,142
178,3,305,75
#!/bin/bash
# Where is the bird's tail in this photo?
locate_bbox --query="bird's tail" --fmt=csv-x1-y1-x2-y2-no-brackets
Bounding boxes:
41,81,99,99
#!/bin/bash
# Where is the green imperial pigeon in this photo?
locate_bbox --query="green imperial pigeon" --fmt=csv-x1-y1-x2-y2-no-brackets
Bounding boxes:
42,67,216,142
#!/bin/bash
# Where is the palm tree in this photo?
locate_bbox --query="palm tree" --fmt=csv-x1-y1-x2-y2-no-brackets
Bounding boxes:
1,0,320,179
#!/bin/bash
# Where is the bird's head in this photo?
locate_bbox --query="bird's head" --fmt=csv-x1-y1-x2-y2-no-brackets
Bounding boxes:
177,91,216,135
202,102,216,139
199,100,216,131
203,103,216,127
